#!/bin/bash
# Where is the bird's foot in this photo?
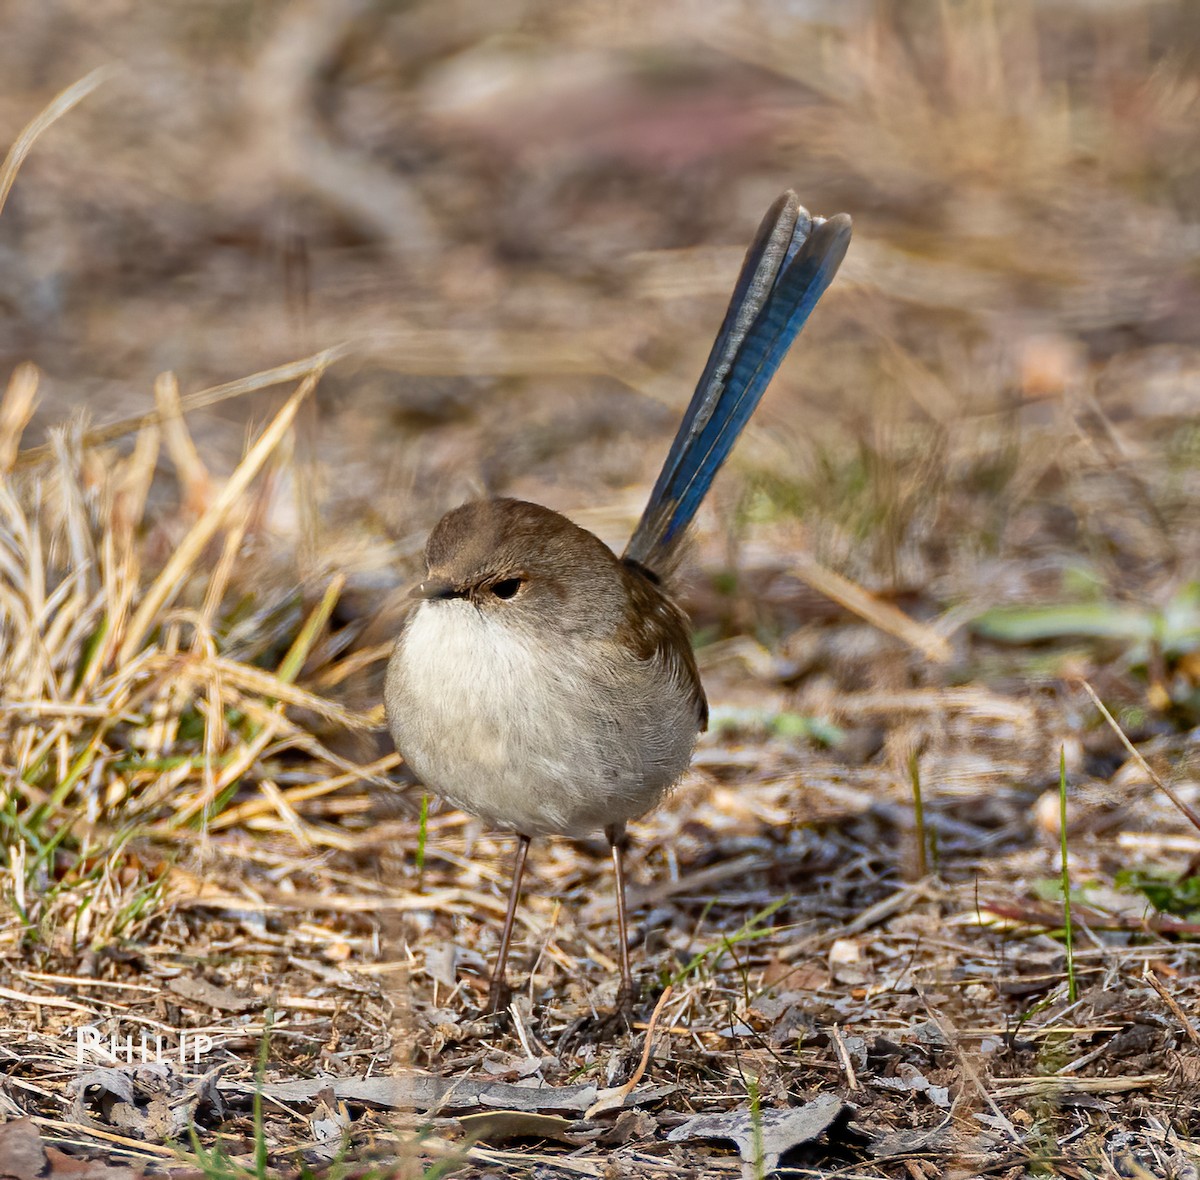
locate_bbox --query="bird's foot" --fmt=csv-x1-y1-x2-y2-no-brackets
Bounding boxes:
558,979,638,1050
485,977,514,1020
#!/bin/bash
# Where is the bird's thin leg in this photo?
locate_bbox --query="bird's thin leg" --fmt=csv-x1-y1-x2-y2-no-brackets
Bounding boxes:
606,823,635,1011
488,833,530,1014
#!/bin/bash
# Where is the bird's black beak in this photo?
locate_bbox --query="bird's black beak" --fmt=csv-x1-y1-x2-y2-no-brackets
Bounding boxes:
409,578,462,601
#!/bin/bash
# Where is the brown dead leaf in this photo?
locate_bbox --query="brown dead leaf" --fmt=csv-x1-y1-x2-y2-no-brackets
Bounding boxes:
828,938,861,965
244,1072,678,1115
596,1108,658,1146
0,1119,45,1180
166,975,259,1013
0,1120,143,1180
251,1074,598,1112
667,1093,851,1177
42,1150,141,1180
458,1110,582,1145
761,958,831,991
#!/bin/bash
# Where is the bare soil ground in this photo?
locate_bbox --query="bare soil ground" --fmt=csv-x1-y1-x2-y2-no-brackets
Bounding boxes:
4,2,1200,1177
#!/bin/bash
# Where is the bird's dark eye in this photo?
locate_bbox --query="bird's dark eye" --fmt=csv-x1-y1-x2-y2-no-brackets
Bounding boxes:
491,577,524,600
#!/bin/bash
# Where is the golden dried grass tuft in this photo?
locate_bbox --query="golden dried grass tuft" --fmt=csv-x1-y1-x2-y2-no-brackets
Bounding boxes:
0,362,396,960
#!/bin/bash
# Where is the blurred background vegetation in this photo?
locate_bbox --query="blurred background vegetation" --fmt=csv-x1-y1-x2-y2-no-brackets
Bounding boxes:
5,0,1199,666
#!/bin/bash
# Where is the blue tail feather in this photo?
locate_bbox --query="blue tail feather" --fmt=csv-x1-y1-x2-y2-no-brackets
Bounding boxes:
624,194,851,571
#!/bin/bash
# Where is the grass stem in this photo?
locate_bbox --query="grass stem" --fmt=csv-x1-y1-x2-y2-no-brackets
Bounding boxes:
1059,746,1077,1003
415,793,430,888
909,749,928,879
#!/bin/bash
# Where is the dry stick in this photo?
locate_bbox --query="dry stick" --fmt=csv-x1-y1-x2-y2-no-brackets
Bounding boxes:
13,326,626,470
779,880,934,961
829,1022,859,1091
0,985,95,1014
174,703,287,830
990,1074,1162,1098
255,778,312,848
1076,678,1200,835
183,575,352,833
1142,962,1200,1049
116,376,316,665
307,640,394,692
205,654,373,729
790,551,953,665
191,522,248,823
466,1146,601,1178
13,324,635,472
584,985,675,1118
14,347,348,470
0,363,39,472
276,573,346,685
155,371,212,514
0,67,118,218
207,754,399,830
507,1001,538,1061
90,421,162,687
30,1117,178,1161
199,638,227,839
197,514,251,639
917,997,1022,1145
173,886,509,918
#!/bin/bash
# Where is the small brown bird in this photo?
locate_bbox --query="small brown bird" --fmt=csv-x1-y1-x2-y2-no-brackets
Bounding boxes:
386,194,851,1013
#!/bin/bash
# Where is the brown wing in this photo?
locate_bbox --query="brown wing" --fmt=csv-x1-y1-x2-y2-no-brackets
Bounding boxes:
618,561,708,732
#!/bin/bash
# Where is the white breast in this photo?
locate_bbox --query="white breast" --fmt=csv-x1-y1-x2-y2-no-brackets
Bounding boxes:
385,600,698,837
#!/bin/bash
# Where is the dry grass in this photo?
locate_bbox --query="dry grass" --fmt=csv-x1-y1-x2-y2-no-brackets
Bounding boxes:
3,2,1200,1177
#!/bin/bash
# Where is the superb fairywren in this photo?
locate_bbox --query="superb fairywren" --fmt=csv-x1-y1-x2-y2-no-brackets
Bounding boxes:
386,193,851,1014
